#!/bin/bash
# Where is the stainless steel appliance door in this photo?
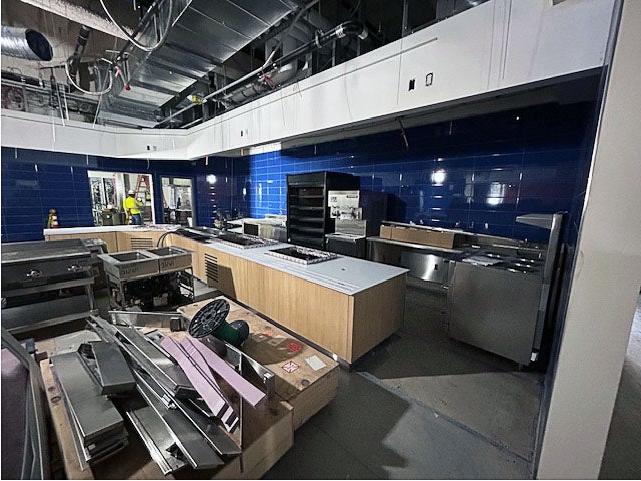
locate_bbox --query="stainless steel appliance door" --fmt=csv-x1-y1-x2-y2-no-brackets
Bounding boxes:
400,251,450,285
448,261,542,365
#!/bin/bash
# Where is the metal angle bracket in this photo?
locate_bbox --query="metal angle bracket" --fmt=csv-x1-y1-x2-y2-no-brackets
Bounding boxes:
145,330,276,396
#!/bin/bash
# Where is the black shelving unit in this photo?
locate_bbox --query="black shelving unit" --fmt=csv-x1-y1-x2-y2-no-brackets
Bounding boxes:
287,171,360,249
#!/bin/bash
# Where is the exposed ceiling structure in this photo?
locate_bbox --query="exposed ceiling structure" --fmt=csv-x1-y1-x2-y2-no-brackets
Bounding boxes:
100,0,302,127
1,0,484,129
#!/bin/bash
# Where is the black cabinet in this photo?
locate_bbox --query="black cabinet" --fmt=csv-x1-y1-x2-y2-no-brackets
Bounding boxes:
287,172,359,249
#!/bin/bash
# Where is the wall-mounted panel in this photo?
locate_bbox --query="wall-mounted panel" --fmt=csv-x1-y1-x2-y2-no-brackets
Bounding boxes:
397,2,494,112
499,0,615,88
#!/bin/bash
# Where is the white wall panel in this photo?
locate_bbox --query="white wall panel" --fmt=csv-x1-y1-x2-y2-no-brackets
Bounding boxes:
500,0,615,88
397,1,494,111
1,111,119,156
536,1,641,477
115,129,190,159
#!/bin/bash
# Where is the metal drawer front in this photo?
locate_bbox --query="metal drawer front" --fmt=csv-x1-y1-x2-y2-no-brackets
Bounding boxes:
448,261,542,365
400,251,450,285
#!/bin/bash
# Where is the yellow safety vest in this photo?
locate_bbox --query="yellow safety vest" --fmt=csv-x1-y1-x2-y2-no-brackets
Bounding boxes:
123,196,141,215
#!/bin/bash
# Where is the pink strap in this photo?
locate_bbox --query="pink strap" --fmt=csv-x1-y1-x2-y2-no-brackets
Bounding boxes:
160,337,228,417
182,338,266,407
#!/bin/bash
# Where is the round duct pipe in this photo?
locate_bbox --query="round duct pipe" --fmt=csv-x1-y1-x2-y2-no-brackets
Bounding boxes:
1,26,53,61
221,21,367,107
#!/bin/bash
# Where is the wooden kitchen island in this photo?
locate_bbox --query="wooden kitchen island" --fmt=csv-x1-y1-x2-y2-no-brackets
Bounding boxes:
45,226,408,364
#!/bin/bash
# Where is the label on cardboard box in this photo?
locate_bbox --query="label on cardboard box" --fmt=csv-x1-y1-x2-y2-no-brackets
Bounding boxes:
305,355,327,371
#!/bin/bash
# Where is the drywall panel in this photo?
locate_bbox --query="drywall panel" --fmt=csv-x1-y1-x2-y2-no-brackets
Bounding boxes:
0,110,119,156
397,1,494,111
536,1,641,478
499,0,615,89
0,110,190,159
115,128,190,159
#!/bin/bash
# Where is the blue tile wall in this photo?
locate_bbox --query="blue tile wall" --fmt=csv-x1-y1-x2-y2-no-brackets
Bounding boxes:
1,101,597,244
192,156,250,227
241,102,597,242
1,147,252,242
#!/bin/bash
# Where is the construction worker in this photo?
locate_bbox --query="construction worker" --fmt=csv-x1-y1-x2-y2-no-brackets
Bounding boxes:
123,190,143,225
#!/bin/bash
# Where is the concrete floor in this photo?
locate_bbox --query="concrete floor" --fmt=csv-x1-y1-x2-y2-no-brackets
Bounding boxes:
600,295,641,479
266,285,541,479
41,281,640,478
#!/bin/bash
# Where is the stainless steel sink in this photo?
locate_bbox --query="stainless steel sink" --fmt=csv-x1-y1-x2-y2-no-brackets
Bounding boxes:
266,246,338,265
147,247,192,273
111,251,152,262
99,250,159,281
213,232,278,249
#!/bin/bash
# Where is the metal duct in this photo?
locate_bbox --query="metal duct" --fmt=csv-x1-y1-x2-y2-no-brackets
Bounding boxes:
159,20,368,127
222,62,298,106
17,0,129,39
220,21,367,106
1,26,53,61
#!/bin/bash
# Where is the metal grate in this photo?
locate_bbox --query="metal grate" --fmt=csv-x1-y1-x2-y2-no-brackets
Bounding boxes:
130,237,154,249
204,254,219,285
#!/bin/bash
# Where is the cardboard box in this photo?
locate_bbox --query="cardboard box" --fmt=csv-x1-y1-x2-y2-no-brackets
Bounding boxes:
387,225,463,249
179,297,339,430
380,224,394,239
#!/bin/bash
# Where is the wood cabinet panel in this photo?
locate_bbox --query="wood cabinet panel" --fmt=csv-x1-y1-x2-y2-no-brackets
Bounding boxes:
116,232,132,251
244,262,276,318
95,232,118,253
166,234,202,281
186,244,405,363
279,272,351,360
208,249,247,301
348,274,406,361
244,263,351,360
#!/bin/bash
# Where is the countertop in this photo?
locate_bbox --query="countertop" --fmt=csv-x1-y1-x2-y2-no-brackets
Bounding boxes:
43,225,408,295
202,240,407,296
44,225,180,235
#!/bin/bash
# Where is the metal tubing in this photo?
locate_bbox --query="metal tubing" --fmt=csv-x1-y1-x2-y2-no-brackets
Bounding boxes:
1,26,53,61
157,17,365,127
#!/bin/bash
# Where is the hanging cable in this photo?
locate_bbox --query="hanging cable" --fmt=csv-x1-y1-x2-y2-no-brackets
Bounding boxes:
64,59,113,96
99,0,173,53
156,0,320,127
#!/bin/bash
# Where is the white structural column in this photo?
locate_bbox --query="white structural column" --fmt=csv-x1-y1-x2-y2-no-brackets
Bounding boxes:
536,1,641,478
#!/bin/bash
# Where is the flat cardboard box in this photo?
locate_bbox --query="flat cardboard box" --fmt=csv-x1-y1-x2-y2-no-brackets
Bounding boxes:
379,224,394,239
386,224,462,248
179,297,339,430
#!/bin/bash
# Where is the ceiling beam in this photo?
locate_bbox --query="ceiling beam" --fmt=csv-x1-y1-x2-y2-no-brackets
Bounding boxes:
18,0,131,39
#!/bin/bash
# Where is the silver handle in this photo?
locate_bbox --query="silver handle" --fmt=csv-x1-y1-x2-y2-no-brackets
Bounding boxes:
26,269,43,279
67,264,82,272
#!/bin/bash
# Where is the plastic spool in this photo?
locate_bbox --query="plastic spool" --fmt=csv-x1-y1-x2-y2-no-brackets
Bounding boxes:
187,299,249,347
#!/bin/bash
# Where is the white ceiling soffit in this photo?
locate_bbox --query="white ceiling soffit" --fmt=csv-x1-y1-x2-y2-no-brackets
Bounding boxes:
17,0,129,39
0,0,615,160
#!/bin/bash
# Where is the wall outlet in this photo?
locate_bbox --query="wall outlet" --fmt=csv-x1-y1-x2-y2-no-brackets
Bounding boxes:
426,72,434,86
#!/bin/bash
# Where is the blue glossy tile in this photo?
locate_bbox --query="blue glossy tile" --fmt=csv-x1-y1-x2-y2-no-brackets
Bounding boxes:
519,181,575,198
2,102,597,243
472,169,521,184
517,197,570,212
